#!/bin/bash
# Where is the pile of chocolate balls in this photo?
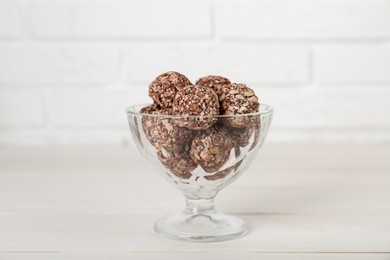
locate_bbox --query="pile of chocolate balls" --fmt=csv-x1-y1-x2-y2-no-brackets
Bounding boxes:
140,71,260,180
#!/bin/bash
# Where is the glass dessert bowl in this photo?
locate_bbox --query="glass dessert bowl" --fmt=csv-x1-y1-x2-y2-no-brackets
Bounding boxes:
126,103,273,242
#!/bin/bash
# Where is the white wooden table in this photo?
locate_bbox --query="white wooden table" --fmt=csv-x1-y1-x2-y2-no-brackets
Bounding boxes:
0,145,389,259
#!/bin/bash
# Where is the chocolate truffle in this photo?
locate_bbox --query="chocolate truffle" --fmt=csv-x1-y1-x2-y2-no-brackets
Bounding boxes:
204,159,243,181
228,126,254,148
190,125,234,173
148,71,192,108
196,75,231,96
220,83,259,127
143,108,192,151
157,142,197,179
228,125,254,157
139,103,160,114
250,116,261,151
173,85,219,130
137,104,159,143
140,104,159,148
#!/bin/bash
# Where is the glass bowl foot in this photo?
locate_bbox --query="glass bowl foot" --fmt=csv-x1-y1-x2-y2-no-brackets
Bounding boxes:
154,212,248,242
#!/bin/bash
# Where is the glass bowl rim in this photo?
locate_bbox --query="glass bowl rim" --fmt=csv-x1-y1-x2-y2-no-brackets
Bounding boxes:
125,103,273,119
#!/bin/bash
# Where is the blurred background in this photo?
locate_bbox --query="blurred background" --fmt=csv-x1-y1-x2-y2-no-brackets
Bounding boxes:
0,0,390,147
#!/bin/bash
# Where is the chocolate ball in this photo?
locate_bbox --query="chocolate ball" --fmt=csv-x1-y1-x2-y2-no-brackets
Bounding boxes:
173,85,219,130
148,71,192,108
134,104,159,148
228,117,261,157
140,104,160,129
204,159,243,181
220,83,259,127
140,104,159,147
139,103,160,114
157,142,197,179
228,126,254,148
143,108,192,151
190,125,234,173
196,75,231,97
250,115,261,151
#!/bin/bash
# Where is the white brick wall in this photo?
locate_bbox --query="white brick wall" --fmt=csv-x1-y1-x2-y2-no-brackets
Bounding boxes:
30,0,211,38
128,43,310,84
314,44,390,83
0,90,44,127
0,43,121,83
0,0,389,145
217,0,390,39
259,87,390,129
0,0,20,37
50,88,150,127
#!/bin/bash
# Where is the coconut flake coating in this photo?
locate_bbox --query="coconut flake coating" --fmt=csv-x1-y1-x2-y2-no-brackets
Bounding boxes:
134,104,160,148
140,103,160,130
196,75,231,97
140,104,159,146
148,71,192,108
190,125,234,173
157,142,197,179
142,108,192,151
173,85,219,130
139,103,160,114
220,83,260,127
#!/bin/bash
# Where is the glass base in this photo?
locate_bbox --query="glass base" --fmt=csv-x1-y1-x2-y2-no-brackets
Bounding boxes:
154,212,248,242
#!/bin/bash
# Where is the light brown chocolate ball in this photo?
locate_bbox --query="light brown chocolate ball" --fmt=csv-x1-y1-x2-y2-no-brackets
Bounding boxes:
139,103,160,114
228,125,254,148
140,104,159,147
142,108,192,151
148,71,192,108
250,115,261,151
173,85,219,130
228,116,261,156
220,83,259,127
140,104,160,130
157,142,197,179
204,159,243,181
190,125,234,173
133,104,159,148
196,75,231,97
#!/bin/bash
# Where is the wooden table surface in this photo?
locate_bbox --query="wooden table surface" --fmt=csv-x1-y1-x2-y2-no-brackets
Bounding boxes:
0,145,389,259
